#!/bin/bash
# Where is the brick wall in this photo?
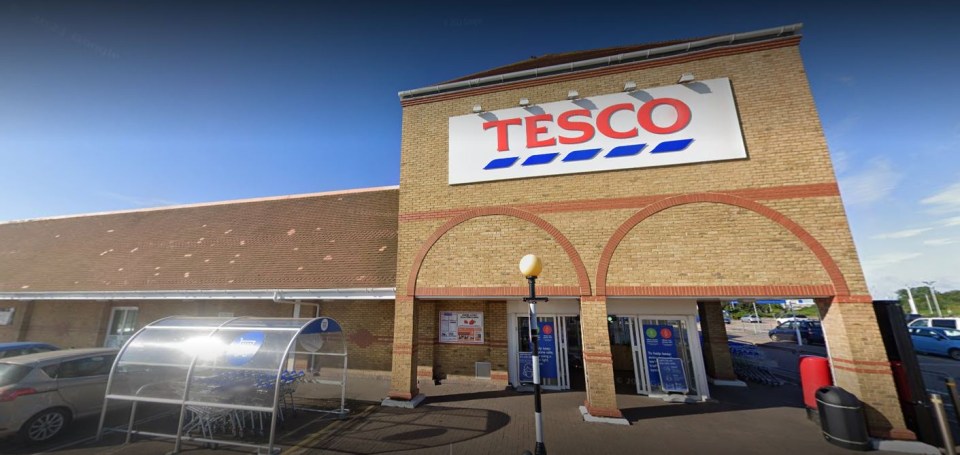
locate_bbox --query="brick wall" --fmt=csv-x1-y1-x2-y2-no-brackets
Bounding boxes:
318,300,395,372
394,43,866,300
423,300,508,383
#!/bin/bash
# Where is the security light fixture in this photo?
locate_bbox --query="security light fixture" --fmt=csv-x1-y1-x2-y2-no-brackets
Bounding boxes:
472,104,483,114
519,98,531,107
678,72,695,84
566,90,579,100
623,81,637,92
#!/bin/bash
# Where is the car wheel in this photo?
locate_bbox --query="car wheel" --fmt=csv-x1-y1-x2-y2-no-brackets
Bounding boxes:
20,408,70,443
770,334,781,342
950,349,960,361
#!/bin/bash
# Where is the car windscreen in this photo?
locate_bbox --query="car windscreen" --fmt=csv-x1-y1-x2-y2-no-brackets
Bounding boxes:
0,363,32,387
937,329,960,339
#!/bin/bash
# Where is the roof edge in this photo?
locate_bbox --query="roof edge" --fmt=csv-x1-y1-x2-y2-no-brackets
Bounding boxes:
0,185,400,225
0,288,397,301
398,23,802,100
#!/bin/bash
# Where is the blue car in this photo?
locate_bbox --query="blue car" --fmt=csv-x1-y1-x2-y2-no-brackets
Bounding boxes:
0,342,60,359
909,327,960,360
768,320,824,344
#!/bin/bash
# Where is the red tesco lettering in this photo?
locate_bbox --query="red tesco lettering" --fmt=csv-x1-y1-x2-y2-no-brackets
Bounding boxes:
483,98,691,151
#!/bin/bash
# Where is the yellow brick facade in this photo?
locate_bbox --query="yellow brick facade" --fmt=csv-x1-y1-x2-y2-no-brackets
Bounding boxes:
390,39,906,436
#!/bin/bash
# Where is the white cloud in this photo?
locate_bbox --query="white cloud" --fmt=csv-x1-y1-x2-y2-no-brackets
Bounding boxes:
943,216,960,227
923,238,957,246
861,252,922,271
831,149,850,175
872,227,932,239
838,158,903,205
922,181,960,213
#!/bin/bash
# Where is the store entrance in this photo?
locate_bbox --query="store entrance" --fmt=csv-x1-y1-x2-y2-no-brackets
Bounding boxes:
511,314,584,390
608,315,705,397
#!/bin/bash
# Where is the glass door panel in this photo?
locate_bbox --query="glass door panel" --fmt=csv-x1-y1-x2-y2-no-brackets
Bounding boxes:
516,315,561,389
639,318,698,396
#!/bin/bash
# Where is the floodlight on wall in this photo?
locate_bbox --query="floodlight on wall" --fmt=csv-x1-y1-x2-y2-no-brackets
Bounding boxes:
472,104,483,114
623,81,637,92
519,98,531,107
678,72,696,84
566,90,579,100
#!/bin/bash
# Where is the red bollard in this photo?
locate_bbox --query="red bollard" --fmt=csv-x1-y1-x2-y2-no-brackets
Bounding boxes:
800,356,832,410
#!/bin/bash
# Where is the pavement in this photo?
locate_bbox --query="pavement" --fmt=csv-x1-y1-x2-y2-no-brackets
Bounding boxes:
1,371,903,455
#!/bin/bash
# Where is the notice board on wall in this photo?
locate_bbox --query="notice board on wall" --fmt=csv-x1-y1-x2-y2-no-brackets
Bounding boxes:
439,311,484,344
0,308,13,326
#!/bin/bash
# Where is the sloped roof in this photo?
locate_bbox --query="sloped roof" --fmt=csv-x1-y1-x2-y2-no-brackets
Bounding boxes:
0,187,399,293
443,37,705,84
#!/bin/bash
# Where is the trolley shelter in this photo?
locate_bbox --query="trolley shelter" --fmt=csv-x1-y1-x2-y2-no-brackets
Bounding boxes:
96,316,348,454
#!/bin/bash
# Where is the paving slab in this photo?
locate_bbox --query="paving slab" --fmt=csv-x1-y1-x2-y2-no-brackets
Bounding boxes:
12,374,907,455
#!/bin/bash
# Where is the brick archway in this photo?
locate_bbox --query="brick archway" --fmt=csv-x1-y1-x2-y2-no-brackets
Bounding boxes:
405,207,591,297
595,193,851,297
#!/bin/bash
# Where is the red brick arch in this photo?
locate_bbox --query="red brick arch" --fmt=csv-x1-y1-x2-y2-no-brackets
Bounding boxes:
406,207,591,297
595,193,851,297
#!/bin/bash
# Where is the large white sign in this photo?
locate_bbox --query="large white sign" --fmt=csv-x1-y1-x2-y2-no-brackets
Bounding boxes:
448,78,746,184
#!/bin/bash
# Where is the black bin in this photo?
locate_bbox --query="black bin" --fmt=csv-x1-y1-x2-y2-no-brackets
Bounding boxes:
816,386,871,451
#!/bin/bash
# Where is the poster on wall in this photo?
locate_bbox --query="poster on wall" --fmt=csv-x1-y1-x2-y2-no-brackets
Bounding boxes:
439,311,484,344
0,308,13,326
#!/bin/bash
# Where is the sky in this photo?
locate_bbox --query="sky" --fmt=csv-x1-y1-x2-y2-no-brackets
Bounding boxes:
0,0,957,298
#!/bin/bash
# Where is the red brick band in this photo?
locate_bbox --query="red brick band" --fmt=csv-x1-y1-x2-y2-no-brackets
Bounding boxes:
832,357,892,367
406,207,592,297
401,36,801,107
605,284,835,298
388,390,418,400
415,285,582,297
584,400,624,419
399,183,840,222
833,364,894,375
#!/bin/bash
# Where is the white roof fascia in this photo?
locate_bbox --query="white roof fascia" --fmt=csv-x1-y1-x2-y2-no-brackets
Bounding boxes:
0,288,396,301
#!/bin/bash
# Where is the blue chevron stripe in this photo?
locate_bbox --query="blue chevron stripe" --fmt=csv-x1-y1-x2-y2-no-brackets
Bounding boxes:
650,138,693,153
481,139,692,171
562,148,602,162
604,143,646,158
522,153,560,166
484,157,519,170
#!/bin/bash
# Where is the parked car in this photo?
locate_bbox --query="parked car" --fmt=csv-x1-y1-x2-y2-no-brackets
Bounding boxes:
0,348,118,442
908,318,960,330
775,314,808,325
909,327,960,360
769,320,824,344
0,342,59,360
723,311,732,324
740,314,762,323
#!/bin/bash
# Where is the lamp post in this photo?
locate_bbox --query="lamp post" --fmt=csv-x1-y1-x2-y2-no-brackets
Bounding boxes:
520,254,548,455
905,286,919,315
923,281,943,318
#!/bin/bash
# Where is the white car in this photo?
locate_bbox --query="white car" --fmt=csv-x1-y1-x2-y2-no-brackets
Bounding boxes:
909,318,960,330
0,348,118,442
776,315,809,325
740,315,762,323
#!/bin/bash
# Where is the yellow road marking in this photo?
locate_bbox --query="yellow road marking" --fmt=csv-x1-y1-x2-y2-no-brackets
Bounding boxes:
283,405,376,455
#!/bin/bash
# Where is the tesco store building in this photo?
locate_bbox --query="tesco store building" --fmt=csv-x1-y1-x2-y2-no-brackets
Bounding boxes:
0,24,911,439
387,22,905,438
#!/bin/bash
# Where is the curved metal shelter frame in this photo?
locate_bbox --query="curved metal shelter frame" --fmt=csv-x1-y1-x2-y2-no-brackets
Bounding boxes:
96,316,347,454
